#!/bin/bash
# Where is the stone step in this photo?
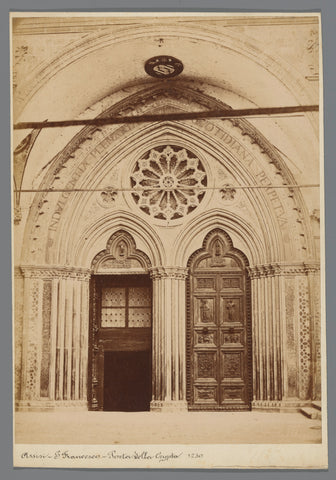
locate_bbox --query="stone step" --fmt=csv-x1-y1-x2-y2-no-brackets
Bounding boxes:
312,401,322,411
300,407,321,420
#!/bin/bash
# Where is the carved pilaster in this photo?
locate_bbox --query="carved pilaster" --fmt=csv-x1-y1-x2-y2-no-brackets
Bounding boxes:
149,266,188,411
306,268,321,400
20,271,44,401
17,265,90,409
247,261,320,403
14,268,24,402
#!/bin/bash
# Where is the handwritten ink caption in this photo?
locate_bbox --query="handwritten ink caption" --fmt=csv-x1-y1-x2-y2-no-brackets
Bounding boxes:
21,449,204,464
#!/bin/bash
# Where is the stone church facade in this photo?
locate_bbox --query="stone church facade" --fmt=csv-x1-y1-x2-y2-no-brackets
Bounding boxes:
12,14,322,412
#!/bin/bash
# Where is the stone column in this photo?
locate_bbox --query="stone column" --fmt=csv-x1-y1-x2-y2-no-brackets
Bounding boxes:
248,264,286,409
17,266,90,410
149,266,188,412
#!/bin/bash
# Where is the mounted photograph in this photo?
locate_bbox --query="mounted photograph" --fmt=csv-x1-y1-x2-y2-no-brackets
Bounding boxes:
11,11,327,469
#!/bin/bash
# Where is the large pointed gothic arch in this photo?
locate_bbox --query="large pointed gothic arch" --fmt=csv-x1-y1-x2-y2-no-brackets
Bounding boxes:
19,84,314,268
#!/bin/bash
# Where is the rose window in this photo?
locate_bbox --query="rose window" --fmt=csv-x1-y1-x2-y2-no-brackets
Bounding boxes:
131,145,207,220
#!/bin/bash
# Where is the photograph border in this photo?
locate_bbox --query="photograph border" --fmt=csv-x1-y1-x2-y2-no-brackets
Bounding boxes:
2,0,335,478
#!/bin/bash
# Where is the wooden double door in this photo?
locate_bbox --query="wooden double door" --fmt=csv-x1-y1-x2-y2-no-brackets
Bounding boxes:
90,275,152,411
188,250,252,410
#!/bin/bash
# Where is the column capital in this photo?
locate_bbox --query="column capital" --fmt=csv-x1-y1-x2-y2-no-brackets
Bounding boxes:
19,265,91,280
149,266,189,280
246,266,260,279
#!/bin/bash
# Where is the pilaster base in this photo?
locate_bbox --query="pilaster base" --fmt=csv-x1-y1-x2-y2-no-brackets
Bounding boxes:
16,400,88,412
252,399,312,412
150,400,188,412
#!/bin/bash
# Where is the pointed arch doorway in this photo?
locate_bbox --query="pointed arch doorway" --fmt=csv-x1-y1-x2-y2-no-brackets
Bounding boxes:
89,231,152,412
187,230,252,410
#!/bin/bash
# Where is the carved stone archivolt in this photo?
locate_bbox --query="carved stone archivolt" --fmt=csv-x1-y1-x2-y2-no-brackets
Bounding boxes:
20,83,315,267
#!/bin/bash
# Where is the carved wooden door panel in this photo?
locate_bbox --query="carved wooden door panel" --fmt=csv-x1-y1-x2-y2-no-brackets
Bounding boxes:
187,233,251,410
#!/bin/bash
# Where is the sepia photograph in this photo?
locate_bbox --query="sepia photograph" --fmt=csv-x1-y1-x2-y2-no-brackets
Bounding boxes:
11,11,327,469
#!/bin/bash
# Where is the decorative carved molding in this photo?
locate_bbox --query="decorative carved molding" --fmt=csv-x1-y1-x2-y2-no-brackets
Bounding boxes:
298,278,311,400
247,262,320,278
19,265,91,280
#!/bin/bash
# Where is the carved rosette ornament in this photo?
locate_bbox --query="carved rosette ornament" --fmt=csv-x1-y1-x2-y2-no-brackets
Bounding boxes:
131,145,207,220
100,188,117,206
220,184,236,201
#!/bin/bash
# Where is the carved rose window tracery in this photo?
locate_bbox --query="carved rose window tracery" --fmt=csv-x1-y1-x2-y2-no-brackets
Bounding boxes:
131,145,207,220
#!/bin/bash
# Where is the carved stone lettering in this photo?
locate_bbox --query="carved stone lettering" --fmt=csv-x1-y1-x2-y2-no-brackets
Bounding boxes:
255,171,288,227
